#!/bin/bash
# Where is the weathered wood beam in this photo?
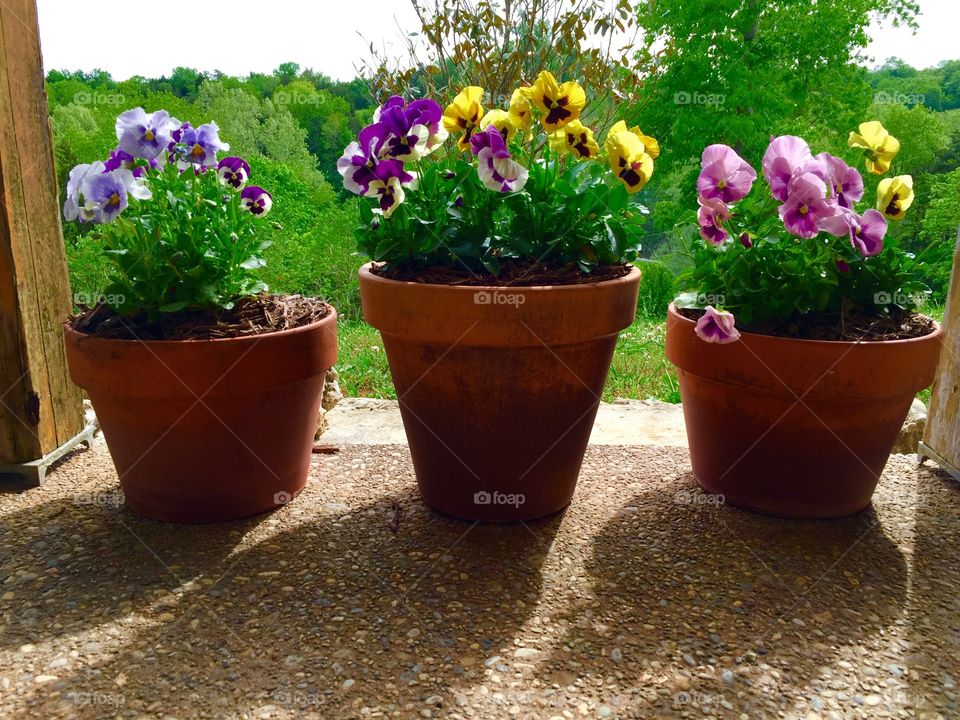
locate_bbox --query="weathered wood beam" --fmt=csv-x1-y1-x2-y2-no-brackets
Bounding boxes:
922,227,960,479
0,0,83,464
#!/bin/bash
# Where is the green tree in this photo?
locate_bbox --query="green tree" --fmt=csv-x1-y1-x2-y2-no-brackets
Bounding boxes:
632,0,920,177
275,62,301,84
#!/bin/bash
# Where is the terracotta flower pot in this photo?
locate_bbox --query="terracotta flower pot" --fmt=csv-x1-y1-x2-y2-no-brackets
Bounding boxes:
665,303,943,518
64,308,337,523
359,264,641,522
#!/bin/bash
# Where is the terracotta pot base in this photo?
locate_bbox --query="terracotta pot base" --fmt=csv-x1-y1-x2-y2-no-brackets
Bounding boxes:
666,304,943,519
64,308,337,523
360,264,641,522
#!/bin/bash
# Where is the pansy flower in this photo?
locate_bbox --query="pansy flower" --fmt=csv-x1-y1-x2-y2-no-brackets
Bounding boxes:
762,135,811,202
524,71,586,132
368,160,416,218
405,98,448,154
78,168,151,224
507,89,533,139
103,147,157,178
697,144,757,203
338,124,390,196
479,109,518,143
819,207,887,257
469,126,528,193
608,120,659,159
377,100,430,162
694,306,741,344
549,119,599,159
217,157,251,189
63,161,105,222
811,153,864,209
177,122,229,168
115,108,176,160
240,185,273,216
443,86,485,152
697,196,732,246
778,172,836,239
605,129,654,193
848,121,900,175
876,175,914,220
104,148,135,172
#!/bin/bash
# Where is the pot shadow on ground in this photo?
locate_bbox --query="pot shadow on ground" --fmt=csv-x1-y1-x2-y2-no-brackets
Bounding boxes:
545,471,908,718
0,488,268,653
9,465,560,718
906,462,960,716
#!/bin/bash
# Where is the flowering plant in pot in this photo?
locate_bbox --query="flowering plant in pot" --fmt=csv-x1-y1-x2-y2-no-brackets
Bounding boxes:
665,121,943,518
62,108,337,523
340,74,657,521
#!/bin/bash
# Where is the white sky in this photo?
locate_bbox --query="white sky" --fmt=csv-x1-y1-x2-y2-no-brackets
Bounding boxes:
35,0,955,82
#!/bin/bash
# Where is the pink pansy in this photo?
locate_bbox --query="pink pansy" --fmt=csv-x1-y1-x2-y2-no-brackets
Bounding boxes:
697,196,732,246
694,306,741,344
778,172,837,239
819,207,887,257
762,135,812,202
697,144,757,203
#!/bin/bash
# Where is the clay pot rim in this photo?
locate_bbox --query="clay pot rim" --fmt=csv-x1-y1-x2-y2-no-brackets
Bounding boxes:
668,302,942,347
63,301,337,349
359,262,641,293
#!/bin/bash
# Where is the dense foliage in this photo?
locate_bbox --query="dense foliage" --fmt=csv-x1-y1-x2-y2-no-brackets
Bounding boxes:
47,0,960,326
61,111,275,316
339,79,656,273
677,127,928,338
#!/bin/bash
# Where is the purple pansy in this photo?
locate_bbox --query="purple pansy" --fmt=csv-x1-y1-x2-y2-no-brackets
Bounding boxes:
812,153,864,209
337,123,393,196
694,306,741,345
739,232,753,248
368,160,416,218
217,156,251,189
470,126,528,193
63,161,105,222
405,98,448,153
104,148,135,172
80,168,151,224
762,135,812,202
378,105,430,161
115,108,177,160
819,207,887,257
240,185,273,216
374,96,447,160
697,144,757,203
697,196,731,246
778,172,837,239
837,259,851,273
176,122,229,168
104,147,159,178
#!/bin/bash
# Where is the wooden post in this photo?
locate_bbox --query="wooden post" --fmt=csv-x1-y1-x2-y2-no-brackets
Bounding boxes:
0,0,84,469
921,228,960,480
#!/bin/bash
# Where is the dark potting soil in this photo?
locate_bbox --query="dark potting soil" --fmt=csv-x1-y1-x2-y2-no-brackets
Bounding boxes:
70,294,330,341
677,306,937,342
372,260,632,287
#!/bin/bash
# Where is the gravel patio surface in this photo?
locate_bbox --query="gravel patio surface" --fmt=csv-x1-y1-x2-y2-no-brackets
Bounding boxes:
1,441,958,719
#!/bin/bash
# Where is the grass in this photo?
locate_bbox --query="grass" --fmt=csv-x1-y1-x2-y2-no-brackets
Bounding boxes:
335,314,682,403
336,301,947,405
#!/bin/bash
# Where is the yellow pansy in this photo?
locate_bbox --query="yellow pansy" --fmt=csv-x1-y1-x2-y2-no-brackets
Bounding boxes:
605,128,654,193
479,109,518,143
523,71,587,132
848,120,900,175
549,119,600,159
443,86,485,151
508,88,533,137
608,120,660,160
876,175,914,220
